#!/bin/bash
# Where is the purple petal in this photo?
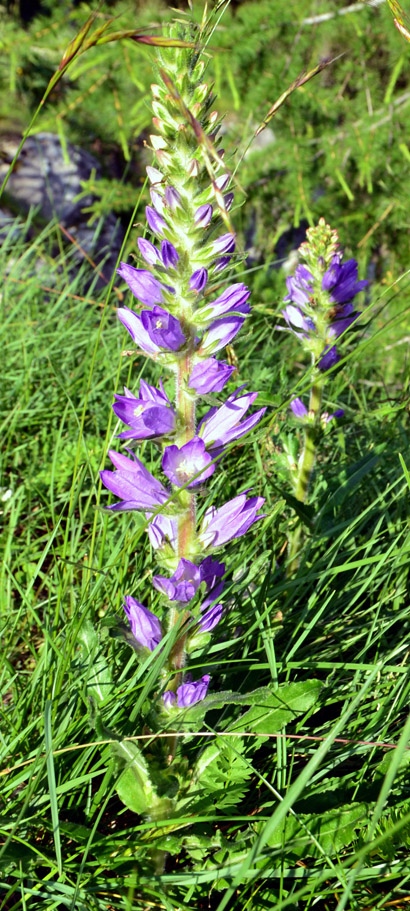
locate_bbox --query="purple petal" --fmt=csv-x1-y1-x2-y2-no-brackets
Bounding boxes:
100,449,169,512
318,345,340,371
213,256,232,274
164,186,182,211
153,558,201,602
324,408,345,424
198,389,265,450
195,283,251,322
163,690,177,709
327,312,361,340
290,398,308,420
224,192,234,211
208,233,236,256
199,602,223,632
138,238,160,266
146,205,167,237
117,306,161,355
177,674,210,707
147,513,177,551
117,263,164,307
189,268,208,292
162,438,215,488
141,306,186,351
150,188,165,215
188,357,234,394
200,493,265,548
199,315,245,354
194,204,213,228
123,596,162,650
161,240,179,269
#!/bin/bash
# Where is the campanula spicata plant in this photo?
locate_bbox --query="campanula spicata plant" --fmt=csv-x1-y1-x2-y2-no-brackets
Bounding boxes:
282,218,368,568
99,12,267,826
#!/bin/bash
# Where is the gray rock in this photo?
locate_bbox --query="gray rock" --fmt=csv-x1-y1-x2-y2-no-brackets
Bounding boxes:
0,131,124,287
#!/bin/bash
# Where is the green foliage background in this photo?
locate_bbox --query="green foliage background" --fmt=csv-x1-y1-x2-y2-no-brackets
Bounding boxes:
2,1,410,909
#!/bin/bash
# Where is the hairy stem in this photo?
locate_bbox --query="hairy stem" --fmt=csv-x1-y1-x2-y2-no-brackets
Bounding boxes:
165,352,197,739
288,378,323,573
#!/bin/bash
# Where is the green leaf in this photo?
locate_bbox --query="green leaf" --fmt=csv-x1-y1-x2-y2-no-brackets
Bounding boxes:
264,802,368,858
170,687,273,727
111,740,156,816
229,680,322,741
197,738,253,809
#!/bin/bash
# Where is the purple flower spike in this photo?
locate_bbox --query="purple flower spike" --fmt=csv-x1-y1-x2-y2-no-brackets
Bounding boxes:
163,690,176,709
146,205,167,237
196,283,251,322
200,492,265,548
199,602,223,632
162,437,215,488
165,186,182,211
141,306,186,351
161,240,179,269
117,263,164,307
198,388,266,453
199,315,245,354
117,306,161,356
113,379,176,440
100,449,169,513
188,357,234,394
138,238,160,266
189,268,208,292
147,512,177,551
194,204,213,228
209,233,236,256
290,398,308,420
123,596,162,651
177,674,210,707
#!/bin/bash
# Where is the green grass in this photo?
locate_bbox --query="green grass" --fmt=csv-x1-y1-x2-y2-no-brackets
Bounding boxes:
2,1,410,908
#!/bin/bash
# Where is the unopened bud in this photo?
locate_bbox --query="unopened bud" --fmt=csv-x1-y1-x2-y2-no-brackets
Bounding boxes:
187,159,200,177
150,134,168,151
146,166,163,185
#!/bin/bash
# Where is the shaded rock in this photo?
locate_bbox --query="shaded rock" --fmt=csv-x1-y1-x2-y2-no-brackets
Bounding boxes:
0,131,124,287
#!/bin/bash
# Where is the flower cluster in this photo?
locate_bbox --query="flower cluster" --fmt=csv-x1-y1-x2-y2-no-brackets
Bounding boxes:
282,218,367,370
101,40,265,710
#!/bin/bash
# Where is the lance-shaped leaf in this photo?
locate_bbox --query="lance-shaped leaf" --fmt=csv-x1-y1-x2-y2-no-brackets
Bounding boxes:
111,739,167,816
228,679,322,743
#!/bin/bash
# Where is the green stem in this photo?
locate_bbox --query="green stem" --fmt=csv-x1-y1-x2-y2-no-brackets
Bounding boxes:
165,351,197,739
294,380,323,503
288,378,323,573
